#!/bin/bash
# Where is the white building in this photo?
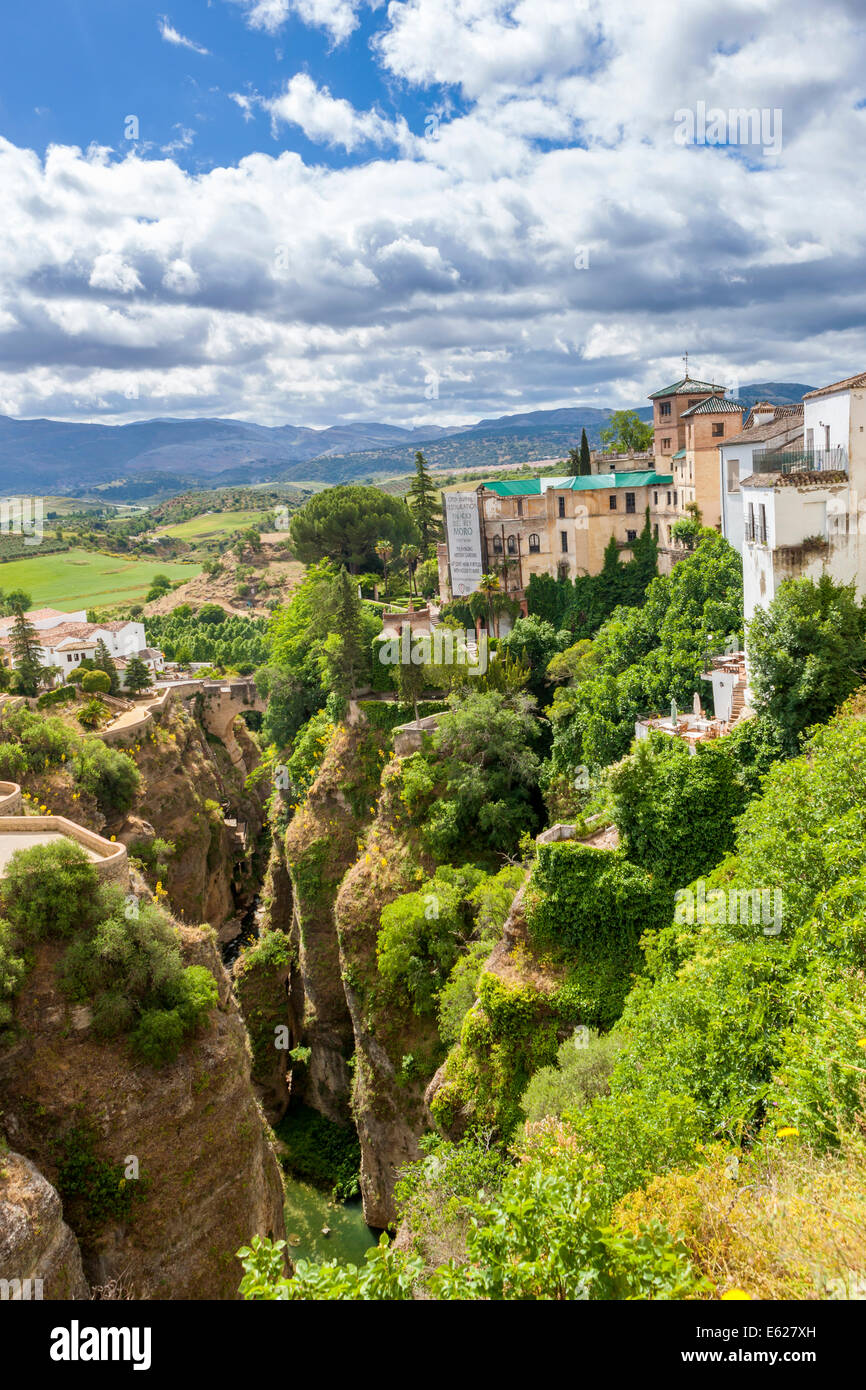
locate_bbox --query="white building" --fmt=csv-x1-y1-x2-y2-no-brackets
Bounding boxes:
0,609,164,684
741,373,865,631
718,404,804,553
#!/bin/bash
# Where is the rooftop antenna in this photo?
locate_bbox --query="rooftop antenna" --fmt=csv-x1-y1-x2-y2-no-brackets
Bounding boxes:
682,350,689,379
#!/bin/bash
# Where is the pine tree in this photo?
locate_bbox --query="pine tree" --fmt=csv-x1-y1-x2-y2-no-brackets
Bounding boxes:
9,604,43,696
579,428,592,475
407,451,442,551
124,655,153,694
326,567,366,699
94,638,119,694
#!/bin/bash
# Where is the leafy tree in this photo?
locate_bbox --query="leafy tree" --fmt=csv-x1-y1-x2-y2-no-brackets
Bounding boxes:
415,557,440,599
2,589,32,616
124,656,153,693
607,732,750,886
289,485,420,572
407,451,442,550
600,409,653,454
406,690,542,856
747,574,866,754
81,668,112,695
498,615,568,700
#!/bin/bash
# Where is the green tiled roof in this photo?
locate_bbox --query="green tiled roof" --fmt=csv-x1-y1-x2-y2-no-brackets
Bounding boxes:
680,396,742,417
565,471,670,490
672,448,686,460
481,472,673,495
479,479,542,496
648,376,722,399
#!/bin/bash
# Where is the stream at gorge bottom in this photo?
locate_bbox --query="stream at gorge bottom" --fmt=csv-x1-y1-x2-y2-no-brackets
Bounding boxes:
282,1179,378,1266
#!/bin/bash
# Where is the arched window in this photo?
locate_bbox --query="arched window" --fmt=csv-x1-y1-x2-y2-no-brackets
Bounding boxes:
492,534,503,553
528,533,540,553
507,535,517,554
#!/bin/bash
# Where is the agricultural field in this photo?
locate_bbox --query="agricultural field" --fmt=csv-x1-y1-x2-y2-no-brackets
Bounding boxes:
0,549,200,611
155,508,272,541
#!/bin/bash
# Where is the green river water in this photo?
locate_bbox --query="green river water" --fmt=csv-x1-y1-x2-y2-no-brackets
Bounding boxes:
283,1178,378,1266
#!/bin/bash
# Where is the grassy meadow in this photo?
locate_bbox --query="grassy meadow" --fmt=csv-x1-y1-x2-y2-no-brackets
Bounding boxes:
0,549,200,611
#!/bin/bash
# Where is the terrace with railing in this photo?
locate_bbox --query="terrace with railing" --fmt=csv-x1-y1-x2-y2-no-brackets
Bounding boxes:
750,446,848,475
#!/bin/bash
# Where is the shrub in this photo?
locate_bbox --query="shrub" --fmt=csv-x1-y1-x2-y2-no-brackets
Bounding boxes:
72,741,140,815
0,841,101,940
130,1009,185,1066
522,1030,623,1125
81,669,112,694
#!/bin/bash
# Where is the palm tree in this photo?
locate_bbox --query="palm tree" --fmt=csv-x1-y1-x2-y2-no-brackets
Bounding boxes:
478,572,502,638
402,543,420,597
375,540,394,600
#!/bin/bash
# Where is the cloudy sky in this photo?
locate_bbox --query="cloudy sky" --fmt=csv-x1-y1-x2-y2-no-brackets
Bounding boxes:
1,0,865,427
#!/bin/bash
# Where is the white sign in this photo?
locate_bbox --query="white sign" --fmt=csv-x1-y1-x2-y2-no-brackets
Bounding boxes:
444,492,483,597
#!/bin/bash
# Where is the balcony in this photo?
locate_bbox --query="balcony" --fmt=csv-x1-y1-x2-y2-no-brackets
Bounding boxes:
751,446,848,475
744,519,768,544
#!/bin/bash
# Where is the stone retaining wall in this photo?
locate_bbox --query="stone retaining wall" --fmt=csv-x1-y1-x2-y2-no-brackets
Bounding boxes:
0,782,23,816
0,814,128,886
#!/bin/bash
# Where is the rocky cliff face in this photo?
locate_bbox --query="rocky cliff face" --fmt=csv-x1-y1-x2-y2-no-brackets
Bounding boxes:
0,927,285,1300
0,1151,89,1300
334,754,441,1229
283,724,385,1125
128,701,267,929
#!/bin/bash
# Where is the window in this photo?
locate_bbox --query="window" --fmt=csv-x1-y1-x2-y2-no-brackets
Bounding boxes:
516,498,523,517
625,492,636,514
492,534,503,553
626,529,637,542
758,503,768,543
659,401,671,417
506,535,517,554
746,502,755,542
653,491,658,504
609,495,617,510
560,530,568,553
558,496,565,517
653,523,659,540
528,533,540,553
673,490,678,506
667,491,671,505
712,422,724,437
662,437,671,450
727,459,740,493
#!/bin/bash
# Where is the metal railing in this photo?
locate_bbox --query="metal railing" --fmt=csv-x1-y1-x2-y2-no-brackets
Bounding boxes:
751,446,848,475
744,519,768,544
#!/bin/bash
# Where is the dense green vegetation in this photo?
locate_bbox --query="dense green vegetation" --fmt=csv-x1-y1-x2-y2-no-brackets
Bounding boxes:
146,606,270,671
0,842,217,1062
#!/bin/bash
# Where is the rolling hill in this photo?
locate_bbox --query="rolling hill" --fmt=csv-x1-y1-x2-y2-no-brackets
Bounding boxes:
0,383,814,500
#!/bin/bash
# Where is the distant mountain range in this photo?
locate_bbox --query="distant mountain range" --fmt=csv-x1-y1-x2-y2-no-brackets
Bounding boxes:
0,382,813,501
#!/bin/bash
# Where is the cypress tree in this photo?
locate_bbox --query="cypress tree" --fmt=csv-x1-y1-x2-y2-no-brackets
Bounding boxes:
579,428,592,475
408,451,442,551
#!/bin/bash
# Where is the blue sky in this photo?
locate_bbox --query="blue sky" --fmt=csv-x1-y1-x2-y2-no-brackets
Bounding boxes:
0,2,447,170
0,0,865,427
